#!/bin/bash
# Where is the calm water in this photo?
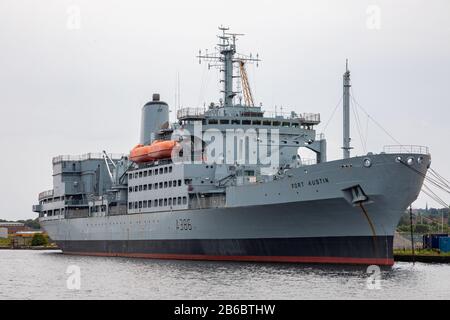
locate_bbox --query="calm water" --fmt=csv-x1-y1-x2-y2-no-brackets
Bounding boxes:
1,250,449,299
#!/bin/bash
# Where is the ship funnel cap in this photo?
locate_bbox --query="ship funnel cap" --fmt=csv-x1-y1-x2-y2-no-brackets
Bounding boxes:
152,93,160,102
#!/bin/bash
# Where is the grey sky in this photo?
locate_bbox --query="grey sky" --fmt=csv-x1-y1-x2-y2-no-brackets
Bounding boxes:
1,0,449,220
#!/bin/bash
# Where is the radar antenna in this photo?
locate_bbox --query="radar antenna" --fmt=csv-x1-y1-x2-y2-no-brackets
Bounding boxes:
197,26,261,107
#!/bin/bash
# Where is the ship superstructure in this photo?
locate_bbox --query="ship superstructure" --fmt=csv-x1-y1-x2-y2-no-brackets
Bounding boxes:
33,28,430,265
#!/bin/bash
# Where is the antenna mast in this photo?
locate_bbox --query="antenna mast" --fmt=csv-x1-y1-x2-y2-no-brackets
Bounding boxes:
197,26,260,107
343,59,352,159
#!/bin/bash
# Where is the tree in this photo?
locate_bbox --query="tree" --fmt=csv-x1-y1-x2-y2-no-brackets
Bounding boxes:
31,233,48,246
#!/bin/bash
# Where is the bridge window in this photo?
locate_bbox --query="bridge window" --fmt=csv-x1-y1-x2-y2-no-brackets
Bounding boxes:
242,120,251,125
220,119,229,124
208,119,218,125
263,120,271,126
231,119,240,125
272,121,280,126
282,122,291,127
252,120,261,125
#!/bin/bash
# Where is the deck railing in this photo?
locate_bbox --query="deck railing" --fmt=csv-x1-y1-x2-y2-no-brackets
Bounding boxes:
383,145,429,155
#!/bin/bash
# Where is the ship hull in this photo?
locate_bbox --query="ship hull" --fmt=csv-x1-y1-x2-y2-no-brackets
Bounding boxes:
56,236,393,265
40,152,429,266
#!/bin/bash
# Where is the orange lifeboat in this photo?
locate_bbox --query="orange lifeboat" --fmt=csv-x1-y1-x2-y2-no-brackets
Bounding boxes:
129,140,178,163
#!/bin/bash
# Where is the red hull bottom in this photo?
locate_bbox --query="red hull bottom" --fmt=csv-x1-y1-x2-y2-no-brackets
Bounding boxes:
63,251,394,266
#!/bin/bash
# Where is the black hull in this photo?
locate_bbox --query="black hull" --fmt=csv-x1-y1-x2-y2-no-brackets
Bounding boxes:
56,236,394,265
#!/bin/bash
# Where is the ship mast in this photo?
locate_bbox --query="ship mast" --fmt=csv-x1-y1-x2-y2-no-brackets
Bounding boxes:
343,59,352,159
197,26,260,107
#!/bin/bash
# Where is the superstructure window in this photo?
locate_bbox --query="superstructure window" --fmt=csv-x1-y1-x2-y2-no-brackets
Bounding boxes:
208,119,218,125
154,200,158,207
128,202,132,209
178,180,182,186
155,183,158,190
159,182,163,188
272,121,280,126
143,171,147,177
169,181,172,187
231,119,240,125
263,120,271,126
169,166,172,173
139,172,143,178
134,202,138,209
178,197,182,205
134,173,138,178
139,201,142,208
282,122,291,127
159,199,163,206
148,184,152,190
164,198,168,206
220,119,230,124
143,185,147,191
242,120,251,125
139,185,142,191
164,167,168,173
143,201,147,208
129,187,133,193
134,186,138,192
183,197,187,205
252,120,261,125
159,168,163,174
168,198,172,205
149,169,153,176
164,181,168,188
148,200,152,207
129,173,133,180
155,170,158,176
292,123,299,128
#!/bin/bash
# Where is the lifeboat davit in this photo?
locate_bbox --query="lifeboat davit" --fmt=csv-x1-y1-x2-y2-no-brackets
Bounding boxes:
129,140,178,163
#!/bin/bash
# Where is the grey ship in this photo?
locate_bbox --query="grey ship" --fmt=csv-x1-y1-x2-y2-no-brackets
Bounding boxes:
33,28,430,265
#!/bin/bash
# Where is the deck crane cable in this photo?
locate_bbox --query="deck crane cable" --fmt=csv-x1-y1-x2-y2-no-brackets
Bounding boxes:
422,183,449,208
429,168,450,187
350,96,367,153
398,161,450,195
350,89,404,148
321,96,343,133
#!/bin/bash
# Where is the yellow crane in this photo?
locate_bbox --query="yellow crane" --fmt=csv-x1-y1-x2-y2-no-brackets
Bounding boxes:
239,61,255,107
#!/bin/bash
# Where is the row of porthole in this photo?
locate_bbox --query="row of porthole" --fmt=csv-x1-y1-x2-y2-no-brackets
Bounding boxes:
363,155,427,168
